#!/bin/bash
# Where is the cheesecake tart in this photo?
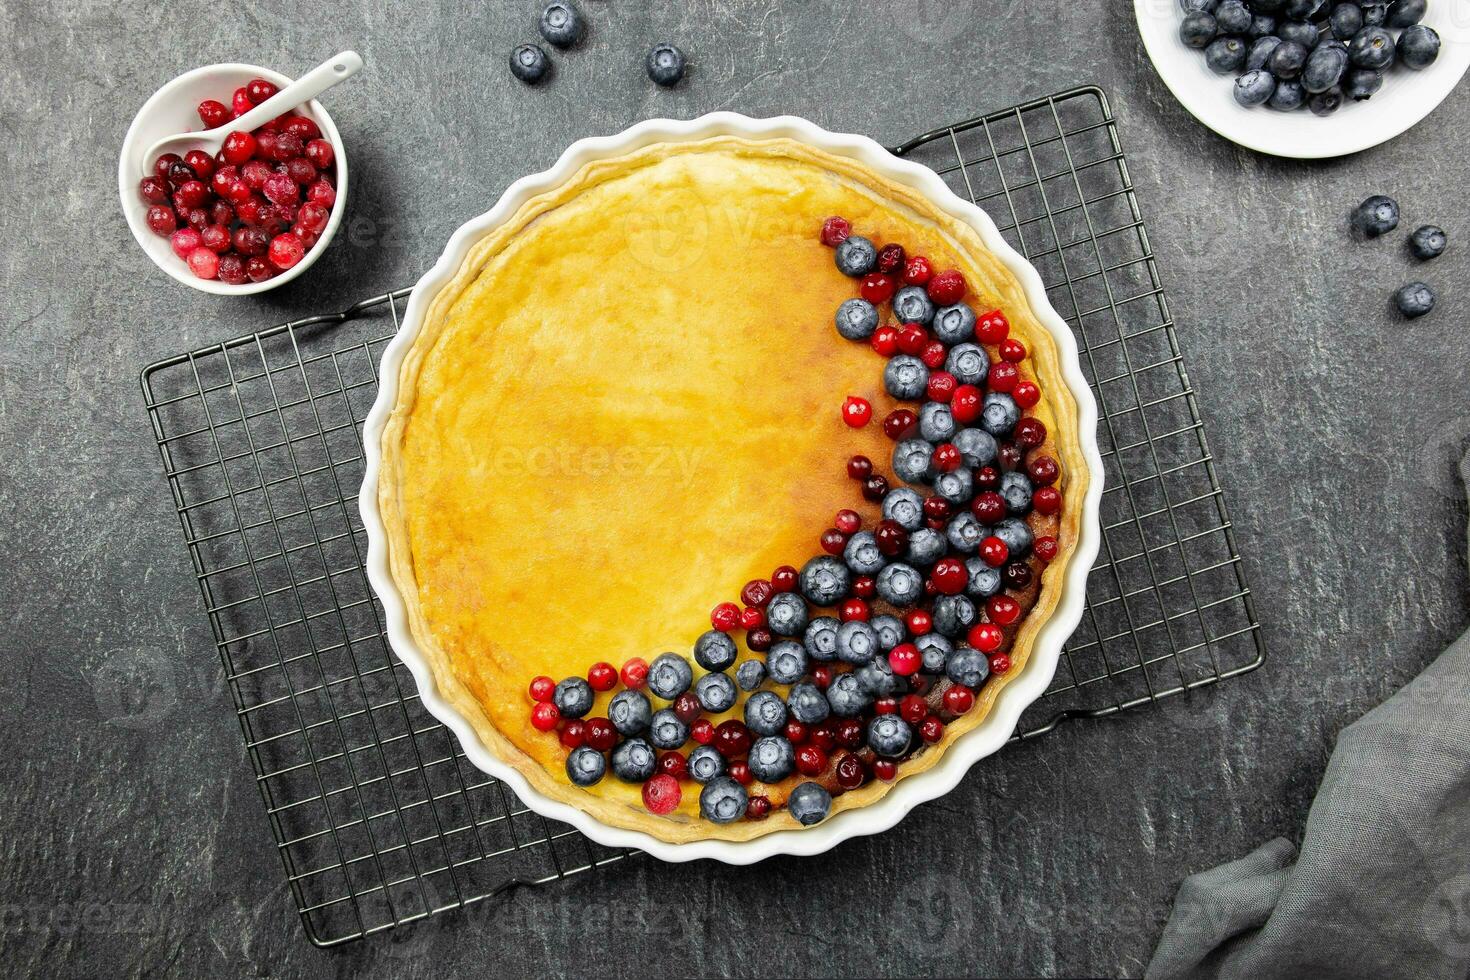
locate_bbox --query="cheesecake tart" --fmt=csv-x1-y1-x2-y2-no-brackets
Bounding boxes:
376,134,1089,843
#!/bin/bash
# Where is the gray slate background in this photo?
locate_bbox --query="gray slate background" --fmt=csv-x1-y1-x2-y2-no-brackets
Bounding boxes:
3,0,1468,977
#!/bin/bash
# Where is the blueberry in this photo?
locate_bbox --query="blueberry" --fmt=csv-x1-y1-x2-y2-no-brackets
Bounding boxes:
1249,14,1277,37
694,630,738,672
892,285,936,326
1302,41,1349,91
699,777,747,823
688,744,725,783
1213,0,1251,33
1267,40,1310,78
767,640,809,685
932,594,978,639
788,782,832,826
609,689,651,735
905,528,947,568
882,487,925,531
1179,0,1218,10
611,737,656,782
1000,470,1033,514
915,633,953,674
946,511,986,555
538,2,585,48
884,355,930,401
1284,0,1326,19
1348,27,1394,69
648,652,693,699
933,467,975,506
945,646,991,689
1330,2,1363,39
1409,225,1446,260
867,715,912,758
566,746,606,786
1179,11,1218,48
953,427,999,469
553,677,594,719
835,620,881,666
744,690,788,736
649,708,690,749
510,44,551,84
856,658,902,698
835,236,877,277
964,557,1003,599
748,736,796,783
826,672,872,717
993,517,1034,558
843,531,888,576
1343,67,1383,100
1394,281,1435,319
836,298,880,340
980,392,1020,436
800,555,852,607
1276,20,1321,47
696,672,738,713
646,43,686,87
1384,0,1425,27
892,438,935,485
787,681,831,724
945,343,990,386
918,401,956,443
736,659,767,692
1247,35,1282,70
1205,36,1248,73
1350,195,1399,239
932,303,976,345
1308,88,1344,114
871,615,906,651
876,562,925,605
766,592,809,637
1269,79,1307,110
1399,24,1440,69
805,617,841,661
1360,1,1387,25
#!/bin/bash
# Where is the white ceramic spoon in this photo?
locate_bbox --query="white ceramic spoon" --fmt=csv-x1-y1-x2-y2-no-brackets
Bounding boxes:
141,50,362,170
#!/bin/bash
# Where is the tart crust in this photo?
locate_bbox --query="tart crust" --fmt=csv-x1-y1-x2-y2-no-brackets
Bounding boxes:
377,136,1088,843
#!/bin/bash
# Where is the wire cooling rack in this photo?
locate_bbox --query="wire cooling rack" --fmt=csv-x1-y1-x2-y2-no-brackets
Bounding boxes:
140,85,1263,947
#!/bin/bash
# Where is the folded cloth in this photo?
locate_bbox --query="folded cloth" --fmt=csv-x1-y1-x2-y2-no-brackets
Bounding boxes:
1147,448,1470,980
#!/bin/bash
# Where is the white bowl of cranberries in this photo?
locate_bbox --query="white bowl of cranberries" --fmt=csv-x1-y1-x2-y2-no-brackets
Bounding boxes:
118,62,347,294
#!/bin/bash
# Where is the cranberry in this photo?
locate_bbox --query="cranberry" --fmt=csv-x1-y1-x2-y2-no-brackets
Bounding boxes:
861,272,896,305
988,361,1019,393
812,665,834,689
837,718,864,748
1033,487,1062,515
153,153,182,181
209,198,237,225
183,149,215,181
839,597,869,622
872,759,898,781
284,116,322,141
255,129,280,159
746,627,773,652
932,557,968,595
169,228,202,260
926,371,957,403
836,753,866,790
951,384,982,423
810,723,837,752
586,661,617,692
263,172,299,206
241,158,273,189
976,309,1010,344
145,205,177,236
1004,562,1033,590
922,497,951,522
842,395,872,428
820,215,852,246
931,443,961,473
740,606,765,630
1028,456,1059,487
305,137,336,171
714,720,751,757
874,519,908,557
167,161,196,188
920,716,945,743
668,693,698,724
820,528,847,555
834,509,862,534
710,601,741,631
231,225,268,256
772,565,800,593
658,751,687,778
902,255,933,286
267,233,305,270
871,324,900,357
846,455,872,481
530,701,560,731
980,536,1009,568
876,242,906,274
245,256,276,282
285,157,318,185
221,131,257,166
853,575,876,599
975,466,1000,491
741,579,773,607
997,443,1023,472
200,224,231,254
690,719,715,745
890,644,921,677
745,795,771,819
561,720,586,749
920,342,948,369
197,99,230,128
1035,536,1059,562
1000,338,1027,362
987,595,1021,626
1015,417,1047,448
900,693,928,724
183,207,209,231
584,718,618,751
245,77,279,105
528,675,556,702
217,254,248,286
175,180,210,209
906,609,932,635
874,697,898,716
862,475,889,502
879,409,914,441
231,87,253,117
989,653,1012,675
642,774,681,815
796,744,828,777
268,132,303,162
944,684,975,715
1013,381,1041,409
970,491,1005,525
138,176,169,205
896,324,928,355
784,720,808,744
727,761,753,786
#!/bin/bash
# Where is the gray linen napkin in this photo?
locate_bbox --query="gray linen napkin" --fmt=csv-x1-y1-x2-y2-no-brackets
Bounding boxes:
1147,448,1470,980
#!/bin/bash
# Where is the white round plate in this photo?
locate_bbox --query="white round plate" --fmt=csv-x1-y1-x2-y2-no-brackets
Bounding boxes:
358,113,1105,864
1135,0,1470,158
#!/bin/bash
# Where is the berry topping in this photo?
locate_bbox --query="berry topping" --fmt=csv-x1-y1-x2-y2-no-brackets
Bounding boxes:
713,720,752,757
641,773,681,814
745,795,772,820
926,269,967,305
932,557,968,595
976,310,1009,344
560,720,585,749
896,324,929,356
620,657,649,689
926,371,957,403
876,242,906,274
986,595,1021,626
530,701,560,731
980,536,1009,568
710,601,741,631
902,255,933,286
944,684,975,715
820,528,847,555
989,653,1012,675
845,455,873,481
587,661,617,691
528,675,555,702
842,395,873,428
861,272,896,304
820,216,852,246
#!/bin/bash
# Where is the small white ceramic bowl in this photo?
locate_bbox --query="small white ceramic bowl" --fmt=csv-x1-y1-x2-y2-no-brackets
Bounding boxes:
1135,0,1470,159
118,62,349,295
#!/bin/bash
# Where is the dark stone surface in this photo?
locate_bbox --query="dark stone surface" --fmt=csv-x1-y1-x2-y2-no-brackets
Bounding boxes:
2,1,1467,976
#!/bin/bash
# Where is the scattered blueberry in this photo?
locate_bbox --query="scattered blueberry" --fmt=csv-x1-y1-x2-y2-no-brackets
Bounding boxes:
611,737,655,782
608,689,652,735
1284,0,1326,18
892,285,936,326
736,659,767,692
835,297,879,340
747,736,795,783
510,44,550,84
538,2,585,48
993,517,1035,557
826,672,872,717
646,43,686,87
695,672,738,713
765,592,809,637
1350,194,1399,238
1348,26,1395,69
892,437,935,484
648,652,693,699
1361,1,1388,25
1394,281,1435,318
688,744,725,783
882,487,925,531
867,715,912,758
800,555,852,607
1250,13,1278,37
932,303,976,344
1409,225,1446,260
884,355,930,401
694,630,738,672
767,640,810,685
1180,10,1219,48
553,677,594,719
1385,0,1426,27
1206,36,1248,73
946,646,991,689
566,746,606,786
1000,471,1034,515
787,681,831,724
788,783,832,826
1399,24,1440,68
835,235,877,277
649,708,690,749
699,777,747,823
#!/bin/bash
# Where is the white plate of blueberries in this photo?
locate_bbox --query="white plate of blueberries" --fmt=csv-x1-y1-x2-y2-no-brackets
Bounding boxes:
1135,0,1470,158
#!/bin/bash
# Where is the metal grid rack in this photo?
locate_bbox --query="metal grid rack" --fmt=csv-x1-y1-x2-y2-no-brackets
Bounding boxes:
140,85,1263,948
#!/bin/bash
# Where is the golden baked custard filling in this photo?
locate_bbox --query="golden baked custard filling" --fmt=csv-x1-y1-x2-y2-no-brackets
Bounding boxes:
378,137,1087,843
